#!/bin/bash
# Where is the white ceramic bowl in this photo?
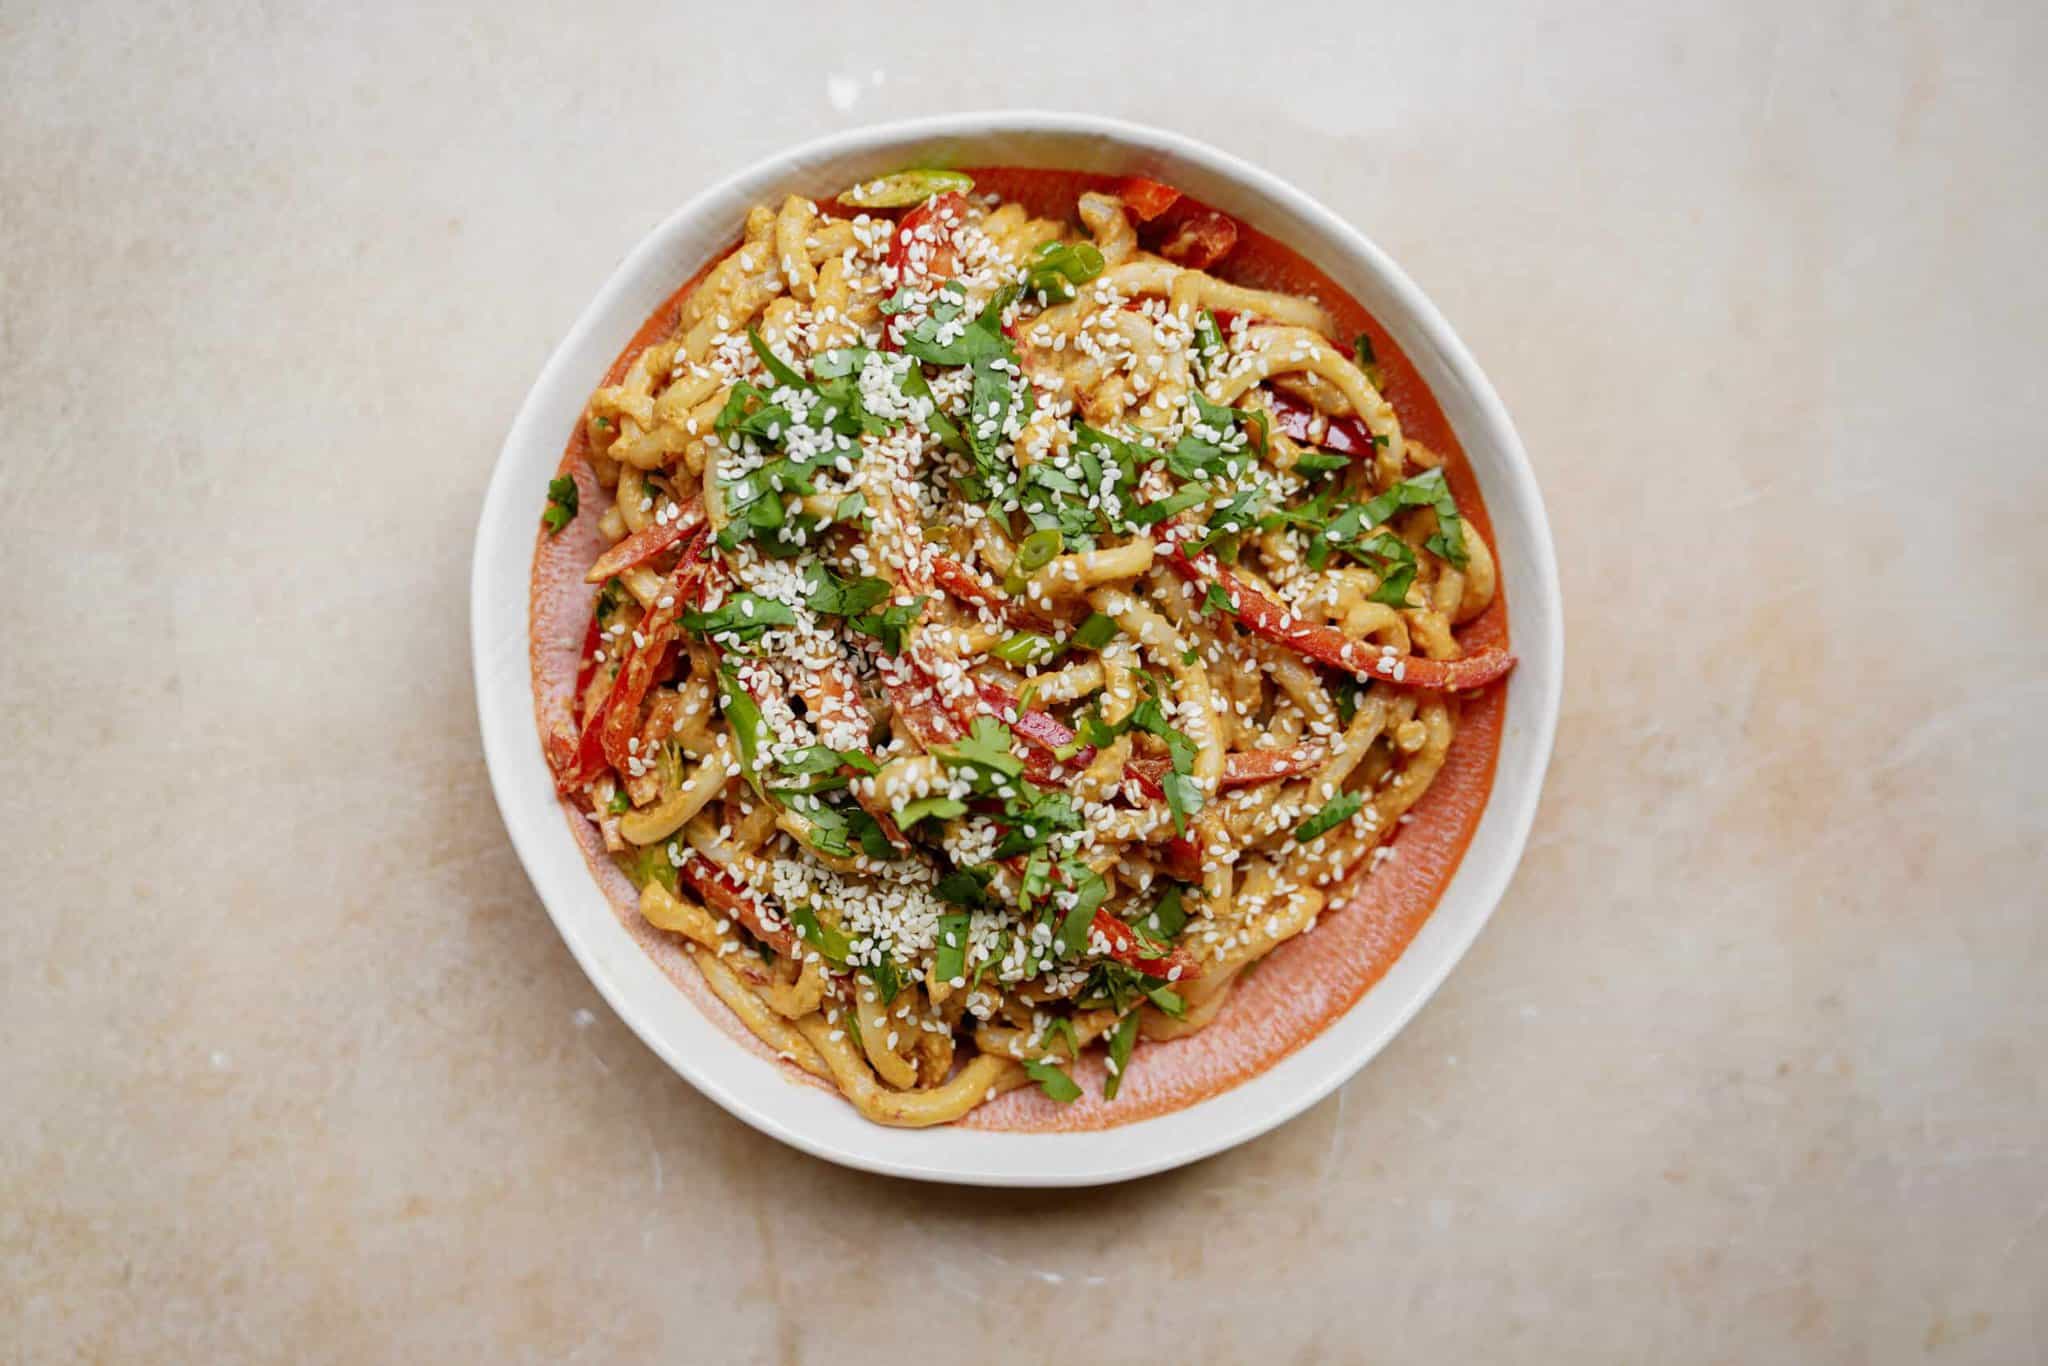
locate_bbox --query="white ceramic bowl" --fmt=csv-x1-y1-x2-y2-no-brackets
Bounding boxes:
472,112,1562,1186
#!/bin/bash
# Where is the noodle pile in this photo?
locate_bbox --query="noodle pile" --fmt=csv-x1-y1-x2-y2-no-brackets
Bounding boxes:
541,172,1510,1126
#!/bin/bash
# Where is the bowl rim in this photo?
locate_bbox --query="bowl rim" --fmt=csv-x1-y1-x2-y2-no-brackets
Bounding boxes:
471,110,1563,1186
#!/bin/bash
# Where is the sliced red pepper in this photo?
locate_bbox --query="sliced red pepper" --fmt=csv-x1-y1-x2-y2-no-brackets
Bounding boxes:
1157,208,1238,270
1128,744,1325,794
879,659,966,749
981,683,1089,759
931,553,1054,632
1118,176,1182,222
545,529,708,794
1159,833,1204,883
1266,388,1376,459
544,726,581,783
598,620,681,772
1164,546,1516,690
551,696,615,794
1091,908,1203,981
972,681,1098,779
583,498,705,584
679,855,796,957
886,191,965,284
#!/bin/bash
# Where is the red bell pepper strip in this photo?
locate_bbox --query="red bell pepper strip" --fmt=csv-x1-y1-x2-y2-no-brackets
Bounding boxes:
931,553,1054,632
547,529,708,792
1159,833,1204,883
598,531,716,772
679,855,797,957
1128,744,1325,794
1091,908,1203,981
976,682,1095,768
1265,388,1377,460
1164,546,1515,690
543,727,581,786
886,192,965,283
583,498,706,584
879,658,967,748
1118,176,1182,222
1157,208,1238,270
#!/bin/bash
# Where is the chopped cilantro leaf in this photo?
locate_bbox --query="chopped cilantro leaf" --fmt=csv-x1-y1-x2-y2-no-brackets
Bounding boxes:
1103,1010,1141,1099
787,903,852,961
1023,1057,1081,1103
991,786,1083,859
933,911,971,984
847,596,924,655
1294,791,1365,842
1135,884,1188,941
803,563,892,617
844,807,897,860
934,715,1023,793
542,474,578,534
681,593,795,645
1292,449,1351,475
1016,850,1053,916
894,794,967,827
1053,862,1108,958
715,668,765,796
934,865,994,910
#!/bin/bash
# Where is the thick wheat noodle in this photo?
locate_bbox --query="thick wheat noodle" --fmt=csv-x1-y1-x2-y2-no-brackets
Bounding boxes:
620,736,732,845
775,195,819,302
854,984,921,1088
556,178,1507,1126
1030,537,1156,599
687,945,833,1080
1211,323,1406,482
1077,192,1139,268
796,1015,1029,1127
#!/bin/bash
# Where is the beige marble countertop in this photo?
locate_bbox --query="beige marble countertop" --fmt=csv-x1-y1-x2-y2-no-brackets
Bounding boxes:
5,3,2043,1361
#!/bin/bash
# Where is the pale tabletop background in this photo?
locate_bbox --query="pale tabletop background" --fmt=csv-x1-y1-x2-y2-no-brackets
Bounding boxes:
5,3,2044,1362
